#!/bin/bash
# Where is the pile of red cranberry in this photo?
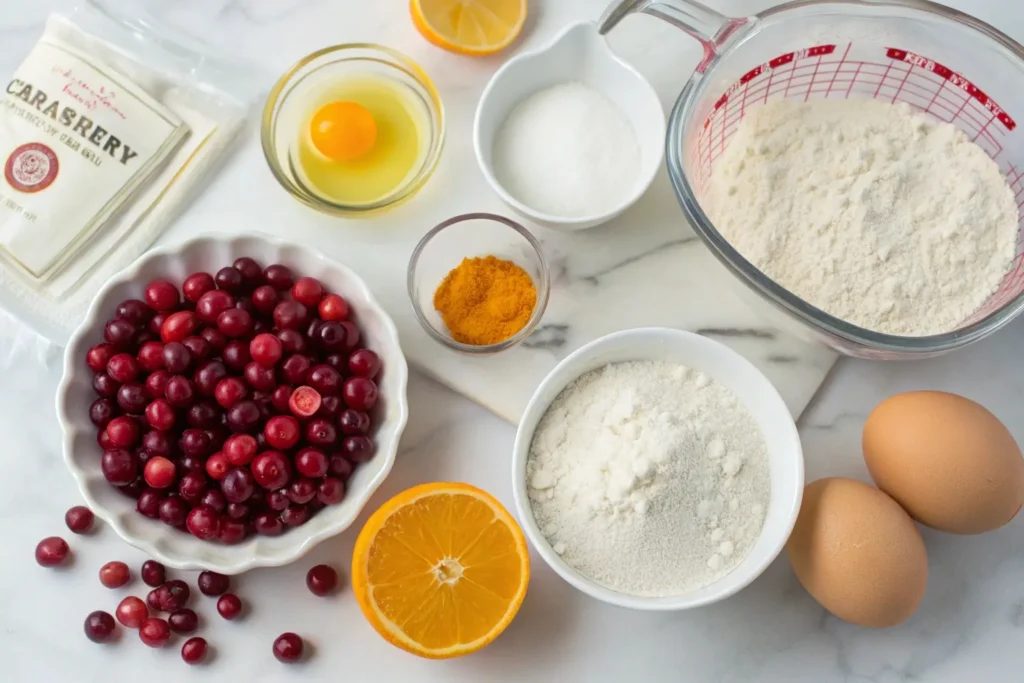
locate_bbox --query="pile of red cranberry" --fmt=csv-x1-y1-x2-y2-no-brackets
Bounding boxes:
85,257,382,543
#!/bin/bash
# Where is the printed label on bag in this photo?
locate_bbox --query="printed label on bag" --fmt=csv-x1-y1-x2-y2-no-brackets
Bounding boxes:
5,142,60,192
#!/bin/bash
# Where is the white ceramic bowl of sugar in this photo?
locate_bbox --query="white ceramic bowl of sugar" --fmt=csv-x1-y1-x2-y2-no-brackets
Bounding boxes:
474,21,665,231
511,328,804,610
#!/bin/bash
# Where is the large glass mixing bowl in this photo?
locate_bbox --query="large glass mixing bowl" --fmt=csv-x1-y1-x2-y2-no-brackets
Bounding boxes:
600,0,1024,359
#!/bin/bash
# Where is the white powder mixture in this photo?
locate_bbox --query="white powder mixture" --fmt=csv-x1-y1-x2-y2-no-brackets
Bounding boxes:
527,361,769,597
492,82,640,218
705,99,1019,336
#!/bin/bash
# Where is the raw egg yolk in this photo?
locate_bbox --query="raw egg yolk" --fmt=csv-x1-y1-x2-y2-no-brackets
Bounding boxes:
309,101,377,162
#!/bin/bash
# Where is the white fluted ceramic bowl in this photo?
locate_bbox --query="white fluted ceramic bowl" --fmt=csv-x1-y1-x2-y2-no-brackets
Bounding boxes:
57,233,409,573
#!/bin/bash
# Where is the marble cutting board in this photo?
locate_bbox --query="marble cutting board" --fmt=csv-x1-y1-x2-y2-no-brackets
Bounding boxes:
130,0,837,423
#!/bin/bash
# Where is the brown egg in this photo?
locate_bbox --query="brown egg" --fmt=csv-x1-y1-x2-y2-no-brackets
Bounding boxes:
787,478,927,628
863,391,1024,534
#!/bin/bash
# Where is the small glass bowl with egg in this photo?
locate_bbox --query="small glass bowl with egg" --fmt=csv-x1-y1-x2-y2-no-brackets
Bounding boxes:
262,44,445,216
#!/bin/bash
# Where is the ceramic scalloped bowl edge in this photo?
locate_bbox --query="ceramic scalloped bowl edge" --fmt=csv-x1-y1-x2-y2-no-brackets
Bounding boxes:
56,232,409,573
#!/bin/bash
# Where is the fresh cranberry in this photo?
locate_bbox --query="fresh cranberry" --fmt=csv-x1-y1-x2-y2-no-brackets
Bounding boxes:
183,272,216,302
140,560,165,587
196,289,234,323
186,505,220,540
288,478,317,504
318,477,346,504
89,398,117,429
219,520,246,544
165,376,195,407
97,428,114,449
190,572,227,599
178,428,211,457
306,564,339,596
145,370,169,398
142,429,171,456
226,502,249,520
233,256,263,284
107,353,139,382
269,385,292,413
139,617,171,647
342,436,375,462
102,448,138,485
220,341,250,373
273,632,304,662
280,355,311,386
181,636,207,664
198,454,225,482
147,586,164,611
84,610,116,643
226,400,261,433
235,296,257,316
149,312,169,337
263,264,293,290
221,467,255,503
167,608,198,634
317,322,351,352
262,415,299,450
342,322,360,350
215,266,244,293
253,511,283,536
117,299,154,324
86,343,115,372
200,326,227,351
98,560,130,588
338,409,370,435
251,284,278,314
119,476,147,499
304,417,337,447
145,280,180,311
178,472,209,506
136,489,162,518
318,395,343,418
273,300,309,331
161,345,190,382
137,341,164,372
194,359,228,396
116,596,148,628
267,489,290,511
144,456,177,489
93,372,119,398
292,447,327,479
318,293,349,321
117,383,148,414
307,365,341,395
144,399,175,431
65,506,94,534
240,362,273,393
277,329,306,354
105,319,137,348
217,435,254,468
216,594,243,620
158,496,188,526
280,505,309,527
343,377,378,411
217,308,253,338
161,311,197,343
163,581,190,610
323,353,346,373
182,335,211,362
251,451,291,490
348,349,381,379
198,488,226,515
249,333,283,367
329,455,353,479
187,400,220,428
291,277,324,307
35,536,70,567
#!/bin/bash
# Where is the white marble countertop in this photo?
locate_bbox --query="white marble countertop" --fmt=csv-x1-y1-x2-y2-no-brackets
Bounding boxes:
2,1,1024,682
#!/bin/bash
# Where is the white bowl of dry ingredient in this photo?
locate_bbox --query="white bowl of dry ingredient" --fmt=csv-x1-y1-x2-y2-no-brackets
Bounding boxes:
474,21,665,231
511,328,803,610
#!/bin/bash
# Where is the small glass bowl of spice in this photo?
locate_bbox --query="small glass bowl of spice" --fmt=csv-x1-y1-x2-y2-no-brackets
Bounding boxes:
408,213,550,354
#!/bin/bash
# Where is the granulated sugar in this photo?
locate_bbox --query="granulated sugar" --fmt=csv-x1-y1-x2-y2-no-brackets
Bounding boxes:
526,361,770,597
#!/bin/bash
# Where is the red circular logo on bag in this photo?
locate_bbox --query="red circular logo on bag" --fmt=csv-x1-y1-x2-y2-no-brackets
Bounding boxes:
5,143,59,193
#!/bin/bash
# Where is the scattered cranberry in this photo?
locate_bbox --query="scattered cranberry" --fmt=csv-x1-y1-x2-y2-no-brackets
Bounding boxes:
35,536,70,567
181,636,207,664
146,587,164,611
140,560,166,587
139,617,171,647
145,280,180,310
168,608,198,634
183,272,216,302
116,596,148,628
348,349,381,379
144,456,177,488
84,610,116,643
251,450,291,490
216,594,242,620
86,343,116,372
318,477,346,505
306,564,339,596
198,570,230,596
159,579,191,611
186,505,220,540
65,506,94,534
273,632,304,662
99,561,131,588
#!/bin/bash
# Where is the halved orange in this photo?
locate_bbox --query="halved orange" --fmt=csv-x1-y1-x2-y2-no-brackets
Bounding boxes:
351,482,530,659
410,0,527,56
